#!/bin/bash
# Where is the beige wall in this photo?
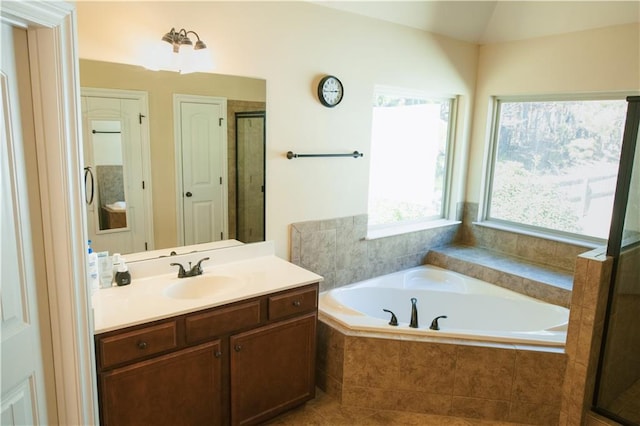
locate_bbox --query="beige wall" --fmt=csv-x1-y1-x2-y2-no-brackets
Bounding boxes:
79,59,265,248
76,1,479,258
467,23,640,206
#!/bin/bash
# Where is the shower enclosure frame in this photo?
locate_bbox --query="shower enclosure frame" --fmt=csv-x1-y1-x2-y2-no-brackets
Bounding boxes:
592,95,640,425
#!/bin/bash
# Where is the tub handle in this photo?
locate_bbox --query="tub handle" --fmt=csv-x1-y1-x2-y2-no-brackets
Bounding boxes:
430,315,448,331
382,309,398,326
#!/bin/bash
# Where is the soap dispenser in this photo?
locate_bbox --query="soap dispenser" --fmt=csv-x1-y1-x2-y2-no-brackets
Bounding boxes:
115,257,131,286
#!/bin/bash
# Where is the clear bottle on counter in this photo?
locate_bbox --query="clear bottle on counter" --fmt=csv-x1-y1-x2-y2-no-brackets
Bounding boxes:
97,251,113,289
86,240,99,294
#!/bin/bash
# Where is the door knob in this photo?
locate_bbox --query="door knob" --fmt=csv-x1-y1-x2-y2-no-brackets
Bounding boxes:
185,191,192,197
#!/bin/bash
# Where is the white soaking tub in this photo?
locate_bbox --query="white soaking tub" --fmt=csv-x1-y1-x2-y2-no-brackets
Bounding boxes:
319,264,569,346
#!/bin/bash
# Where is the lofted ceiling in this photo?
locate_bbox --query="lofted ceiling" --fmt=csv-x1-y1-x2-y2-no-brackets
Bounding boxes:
313,1,640,44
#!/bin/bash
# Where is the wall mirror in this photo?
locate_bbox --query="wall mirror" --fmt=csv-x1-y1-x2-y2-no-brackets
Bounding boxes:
79,59,266,259
89,120,126,231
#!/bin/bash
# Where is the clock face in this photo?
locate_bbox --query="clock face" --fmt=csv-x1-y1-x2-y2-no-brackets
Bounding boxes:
318,76,344,107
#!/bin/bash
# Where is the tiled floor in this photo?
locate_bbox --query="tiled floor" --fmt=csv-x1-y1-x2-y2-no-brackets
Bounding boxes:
264,389,530,426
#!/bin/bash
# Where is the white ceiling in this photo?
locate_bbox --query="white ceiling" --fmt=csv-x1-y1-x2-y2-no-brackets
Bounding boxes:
313,1,640,44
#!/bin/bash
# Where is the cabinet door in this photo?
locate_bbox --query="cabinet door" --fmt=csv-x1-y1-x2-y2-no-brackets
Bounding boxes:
99,340,223,426
230,313,316,426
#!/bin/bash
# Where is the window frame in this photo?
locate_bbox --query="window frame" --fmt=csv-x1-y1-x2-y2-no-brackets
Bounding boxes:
366,85,458,237
480,92,630,246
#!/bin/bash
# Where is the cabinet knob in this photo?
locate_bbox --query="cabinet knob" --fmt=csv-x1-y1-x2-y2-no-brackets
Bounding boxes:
214,351,222,358
234,344,242,352
292,300,302,307
137,341,148,350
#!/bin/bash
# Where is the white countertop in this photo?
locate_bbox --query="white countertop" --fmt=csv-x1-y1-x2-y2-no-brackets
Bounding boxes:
92,242,323,334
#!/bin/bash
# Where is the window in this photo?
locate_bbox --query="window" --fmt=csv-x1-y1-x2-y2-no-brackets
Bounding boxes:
368,87,455,231
485,96,628,240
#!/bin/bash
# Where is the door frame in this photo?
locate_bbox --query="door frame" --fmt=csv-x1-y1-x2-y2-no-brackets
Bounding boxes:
1,2,97,425
173,94,229,245
81,87,155,252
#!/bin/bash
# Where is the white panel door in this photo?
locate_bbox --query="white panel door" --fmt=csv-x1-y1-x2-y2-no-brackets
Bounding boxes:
180,101,225,245
1,23,49,425
82,95,148,254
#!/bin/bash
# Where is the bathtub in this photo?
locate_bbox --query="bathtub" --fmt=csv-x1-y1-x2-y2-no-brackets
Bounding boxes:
319,265,569,346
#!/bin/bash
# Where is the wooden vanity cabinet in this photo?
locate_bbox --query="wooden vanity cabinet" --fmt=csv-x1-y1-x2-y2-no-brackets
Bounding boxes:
100,341,223,426
95,283,319,426
230,313,316,425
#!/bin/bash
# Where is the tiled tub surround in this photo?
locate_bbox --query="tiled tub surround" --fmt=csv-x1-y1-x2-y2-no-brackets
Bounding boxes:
96,165,125,206
559,250,613,425
428,202,591,308
291,209,604,424
457,203,589,272
316,319,567,425
426,246,573,308
290,204,589,300
290,214,458,292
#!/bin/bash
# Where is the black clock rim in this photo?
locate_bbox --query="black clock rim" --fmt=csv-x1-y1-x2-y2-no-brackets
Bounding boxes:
318,75,343,107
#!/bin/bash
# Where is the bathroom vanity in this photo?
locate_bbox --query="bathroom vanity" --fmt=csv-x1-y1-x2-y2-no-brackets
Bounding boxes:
92,242,322,426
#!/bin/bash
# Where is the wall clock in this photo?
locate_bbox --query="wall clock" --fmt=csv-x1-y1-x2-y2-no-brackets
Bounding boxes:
317,75,344,107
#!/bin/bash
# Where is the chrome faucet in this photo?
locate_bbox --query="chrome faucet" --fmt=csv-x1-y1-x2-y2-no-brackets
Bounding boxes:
409,298,419,328
170,257,210,278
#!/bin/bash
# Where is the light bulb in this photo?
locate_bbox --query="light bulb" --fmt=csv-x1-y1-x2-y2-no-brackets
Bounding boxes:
144,41,176,71
181,48,214,74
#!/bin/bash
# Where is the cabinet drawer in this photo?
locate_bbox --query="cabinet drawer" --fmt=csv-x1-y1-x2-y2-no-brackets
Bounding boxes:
98,321,177,369
268,285,317,321
185,300,261,343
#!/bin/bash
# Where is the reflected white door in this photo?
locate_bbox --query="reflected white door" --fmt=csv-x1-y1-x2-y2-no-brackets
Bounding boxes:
82,93,150,254
177,97,228,245
1,23,50,425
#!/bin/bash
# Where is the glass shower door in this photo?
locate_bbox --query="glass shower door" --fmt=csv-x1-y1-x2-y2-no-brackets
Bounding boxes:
235,111,265,243
594,96,640,425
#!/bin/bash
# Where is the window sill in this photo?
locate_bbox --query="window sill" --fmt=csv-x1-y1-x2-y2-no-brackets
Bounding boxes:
366,219,460,240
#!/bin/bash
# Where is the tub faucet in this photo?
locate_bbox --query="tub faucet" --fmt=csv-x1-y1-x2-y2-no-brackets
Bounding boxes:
170,257,210,278
382,309,398,326
409,298,418,328
430,315,447,330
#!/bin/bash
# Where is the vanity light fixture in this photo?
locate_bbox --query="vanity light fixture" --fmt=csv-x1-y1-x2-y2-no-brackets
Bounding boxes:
146,27,214,74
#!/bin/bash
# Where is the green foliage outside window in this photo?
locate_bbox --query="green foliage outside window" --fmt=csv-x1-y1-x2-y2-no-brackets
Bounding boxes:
489,98,626,238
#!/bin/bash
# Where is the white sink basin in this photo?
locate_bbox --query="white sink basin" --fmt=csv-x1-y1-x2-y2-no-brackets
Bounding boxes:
163,275,244,299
